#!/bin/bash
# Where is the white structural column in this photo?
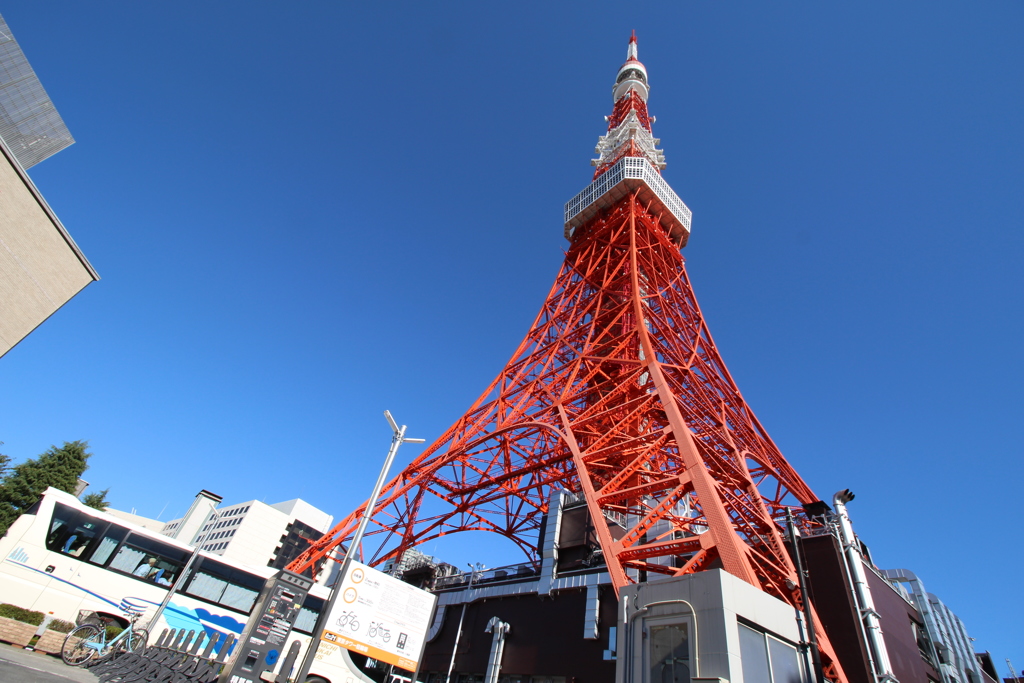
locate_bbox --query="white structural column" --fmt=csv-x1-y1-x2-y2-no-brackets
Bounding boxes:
537,489,572,596
833,491,898,683
483,617,511,683
584,584,600,640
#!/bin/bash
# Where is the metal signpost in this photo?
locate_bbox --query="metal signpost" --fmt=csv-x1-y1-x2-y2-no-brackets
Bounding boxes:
294,411,425,683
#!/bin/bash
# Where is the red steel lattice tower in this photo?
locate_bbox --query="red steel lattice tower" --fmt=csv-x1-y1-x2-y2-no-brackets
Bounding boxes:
291,36,847,682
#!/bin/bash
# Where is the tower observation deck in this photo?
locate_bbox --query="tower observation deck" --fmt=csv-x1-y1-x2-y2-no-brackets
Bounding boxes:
564,34,691,244
292,35,849,683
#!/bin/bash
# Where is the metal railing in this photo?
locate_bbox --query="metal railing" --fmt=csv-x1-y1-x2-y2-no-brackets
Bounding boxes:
433,562,539,590
564,156,692,236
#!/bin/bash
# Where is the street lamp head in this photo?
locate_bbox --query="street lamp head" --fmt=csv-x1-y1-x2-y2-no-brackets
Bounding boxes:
384,410,400,433
403,438,426,444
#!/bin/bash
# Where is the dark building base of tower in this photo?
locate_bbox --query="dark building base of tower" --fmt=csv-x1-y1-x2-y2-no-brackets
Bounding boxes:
419,586,618,683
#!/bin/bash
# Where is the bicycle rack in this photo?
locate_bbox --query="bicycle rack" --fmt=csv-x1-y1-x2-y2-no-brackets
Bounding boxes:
86,626,305,683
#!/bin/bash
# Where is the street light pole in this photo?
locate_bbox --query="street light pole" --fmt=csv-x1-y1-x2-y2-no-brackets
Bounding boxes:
147,504,221,634
294,411,425,683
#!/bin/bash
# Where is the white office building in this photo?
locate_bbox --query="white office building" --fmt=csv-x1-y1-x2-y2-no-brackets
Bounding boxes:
161,493,333,570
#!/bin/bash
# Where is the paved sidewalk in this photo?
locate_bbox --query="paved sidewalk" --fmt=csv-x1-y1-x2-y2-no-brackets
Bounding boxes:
0,643,98,683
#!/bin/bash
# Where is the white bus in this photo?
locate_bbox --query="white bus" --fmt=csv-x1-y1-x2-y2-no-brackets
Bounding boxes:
0,487,373,683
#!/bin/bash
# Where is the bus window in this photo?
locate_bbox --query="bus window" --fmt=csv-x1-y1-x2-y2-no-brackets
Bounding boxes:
46,503,104,559
46,504,74,550
88,525,128,567
184,558,263,614
293,594,324,635
108,533,188,585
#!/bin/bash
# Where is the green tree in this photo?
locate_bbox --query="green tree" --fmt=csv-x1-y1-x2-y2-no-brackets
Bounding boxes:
0,443,9,481
82,488,110,511
0,440,92,534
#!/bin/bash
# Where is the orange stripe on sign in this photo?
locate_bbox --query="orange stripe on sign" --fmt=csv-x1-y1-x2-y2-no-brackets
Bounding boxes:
320,630,418,672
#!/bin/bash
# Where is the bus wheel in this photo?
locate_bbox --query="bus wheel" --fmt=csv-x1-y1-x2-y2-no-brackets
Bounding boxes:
305,676,329,683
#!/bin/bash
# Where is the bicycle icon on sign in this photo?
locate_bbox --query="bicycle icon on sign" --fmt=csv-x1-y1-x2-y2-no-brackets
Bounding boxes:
336,610,360,631
368,621,391,642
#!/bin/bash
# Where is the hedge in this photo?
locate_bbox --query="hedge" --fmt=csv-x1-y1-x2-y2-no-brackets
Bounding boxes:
49,619,74,633
0,604,75,632
0,603,44,625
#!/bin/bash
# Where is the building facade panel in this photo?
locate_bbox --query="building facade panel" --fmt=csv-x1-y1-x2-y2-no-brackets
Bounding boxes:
419,585,618,683
866,567,940,683
0,137,96,356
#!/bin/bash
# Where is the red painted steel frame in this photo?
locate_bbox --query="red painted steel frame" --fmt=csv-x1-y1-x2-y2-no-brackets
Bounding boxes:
289,193,847,683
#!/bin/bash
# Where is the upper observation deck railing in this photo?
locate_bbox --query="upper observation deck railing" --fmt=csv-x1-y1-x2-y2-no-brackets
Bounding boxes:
564,156,692,246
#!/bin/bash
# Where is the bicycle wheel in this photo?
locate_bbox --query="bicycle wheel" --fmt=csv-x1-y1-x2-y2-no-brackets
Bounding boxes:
123,628,148,653
61,624,103,666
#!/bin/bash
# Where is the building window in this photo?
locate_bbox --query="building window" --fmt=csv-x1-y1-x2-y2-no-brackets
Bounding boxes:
648,622,689,683
738,623,804,683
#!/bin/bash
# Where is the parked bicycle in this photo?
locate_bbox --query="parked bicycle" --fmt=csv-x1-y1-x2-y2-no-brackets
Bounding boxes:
61,598,149,666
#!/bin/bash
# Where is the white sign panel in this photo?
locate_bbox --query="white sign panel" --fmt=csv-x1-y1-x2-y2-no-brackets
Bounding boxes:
318,561,437,672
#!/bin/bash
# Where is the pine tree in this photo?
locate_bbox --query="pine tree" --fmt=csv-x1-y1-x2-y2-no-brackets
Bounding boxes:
0,440,92,534
82,488,110,511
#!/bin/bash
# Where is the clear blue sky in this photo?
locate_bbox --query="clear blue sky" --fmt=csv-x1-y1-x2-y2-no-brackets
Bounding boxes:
1,1,1021,670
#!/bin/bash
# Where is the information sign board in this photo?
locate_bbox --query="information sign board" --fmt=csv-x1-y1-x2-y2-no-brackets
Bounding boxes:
318,561,437,672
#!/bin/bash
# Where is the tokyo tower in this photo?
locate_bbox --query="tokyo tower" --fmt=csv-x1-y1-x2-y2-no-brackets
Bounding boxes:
292,35,847,682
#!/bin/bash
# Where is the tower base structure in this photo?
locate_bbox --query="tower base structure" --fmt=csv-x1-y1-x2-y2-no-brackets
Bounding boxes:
617,570,808,683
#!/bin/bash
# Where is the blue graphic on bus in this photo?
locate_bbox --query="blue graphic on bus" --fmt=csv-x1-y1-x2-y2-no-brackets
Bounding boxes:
161,602,242,655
